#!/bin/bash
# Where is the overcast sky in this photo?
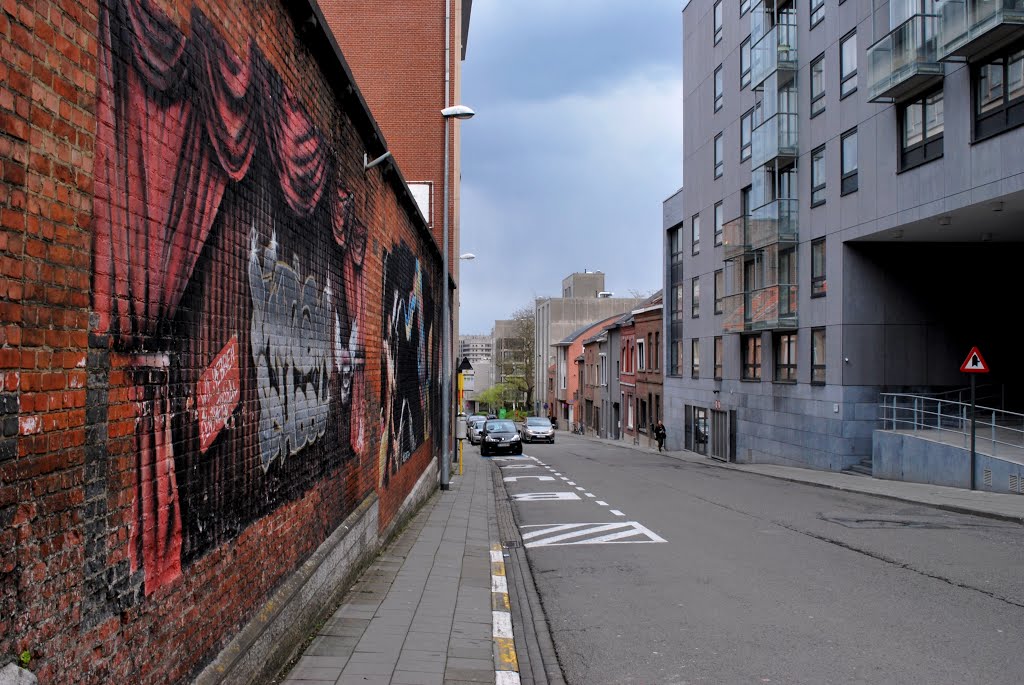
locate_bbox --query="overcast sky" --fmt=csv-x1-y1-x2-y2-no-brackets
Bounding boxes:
457,1,684,334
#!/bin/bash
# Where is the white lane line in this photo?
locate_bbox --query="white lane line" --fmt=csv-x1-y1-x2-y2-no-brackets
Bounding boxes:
492,575,508,593
512,492,582,501
503,476,556,482
493,611,513,638
585,493,595,498
490,550,504,562
575,487,585,491
611,510,625,516
559,477,569,481
596,501,608,506
567,481,576,485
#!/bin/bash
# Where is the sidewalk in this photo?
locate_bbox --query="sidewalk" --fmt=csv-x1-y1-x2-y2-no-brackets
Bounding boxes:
274,448,551,685
578,431,1024,524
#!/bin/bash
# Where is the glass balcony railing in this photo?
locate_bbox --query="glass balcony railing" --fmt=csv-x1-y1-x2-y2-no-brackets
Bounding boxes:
751,23,798,90
751,113,798,169
721,293,747,333
867,14,944,102
722,215,748,259
748,199,798,250
938,0,1024,60
747,285,798,330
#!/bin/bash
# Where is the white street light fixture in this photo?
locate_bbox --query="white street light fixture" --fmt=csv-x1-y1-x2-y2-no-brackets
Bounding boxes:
459,253,476,260
441,105,476,120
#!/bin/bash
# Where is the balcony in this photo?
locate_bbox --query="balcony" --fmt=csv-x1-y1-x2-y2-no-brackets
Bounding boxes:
938,0,1024,61
721,286,798,332
747,285,798,330
867,14,944,102
751,113,798,169
748,199,798,251
722,214,748,260
751,23,798,90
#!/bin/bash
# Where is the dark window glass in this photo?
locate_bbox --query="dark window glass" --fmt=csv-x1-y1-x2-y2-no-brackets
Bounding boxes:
692,213,701,254
741,0,751,16
840,31,857,98
811,238,826,297
714,269,724,314
714,202,724,246
899,87,943,170
841,128,857,194
810,0,824,27
811,145,826,206
691,338,701,379
811,54,825,116
741,38,751,88
811,327,826,384
714,0,723,44
742,334,761,381
715,65,724,111
973,47,1024,140
741,108,753,160
692,277,700,318
775,332,798,382
714,134,724,178
714,336,724,380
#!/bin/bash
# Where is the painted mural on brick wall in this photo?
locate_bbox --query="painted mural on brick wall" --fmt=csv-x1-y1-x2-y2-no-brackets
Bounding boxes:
90,0,435,596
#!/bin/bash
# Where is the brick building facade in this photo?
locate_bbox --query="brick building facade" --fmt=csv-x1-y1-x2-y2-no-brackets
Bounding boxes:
0,1,443,682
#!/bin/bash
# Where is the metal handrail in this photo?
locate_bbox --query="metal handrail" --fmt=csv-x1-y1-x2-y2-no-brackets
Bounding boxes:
878,392,1024,452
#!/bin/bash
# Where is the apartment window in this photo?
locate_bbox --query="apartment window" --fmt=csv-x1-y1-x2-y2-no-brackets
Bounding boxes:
974,46,1024,140
714,133,724,178
810,0,824,27
714,269,724,314
673,284,684,321
714,202,724,246
741,334,761,380
692,213,701,254
811,328,826,384
714,0,723,44
637,338,646,371
900,87,944,170
810,53,825,117
810,145,826,206
691,339,701,379
741,37,752,89
811,237,826,297
840,128,858,194
714,65,724,112
647,333,653,369
691,276,700,318
654,332,660,371
741,0,751,16
740,108,753,161
714,336,723,380
840,31,857,98
775,332,798,382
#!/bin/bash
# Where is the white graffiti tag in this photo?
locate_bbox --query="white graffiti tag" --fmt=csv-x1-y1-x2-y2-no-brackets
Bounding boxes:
249,232,332,470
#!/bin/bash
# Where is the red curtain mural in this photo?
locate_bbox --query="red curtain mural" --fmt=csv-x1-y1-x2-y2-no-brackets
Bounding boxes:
92,0,366,594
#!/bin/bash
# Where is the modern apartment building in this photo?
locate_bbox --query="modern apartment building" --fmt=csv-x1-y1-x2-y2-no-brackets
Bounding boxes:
665,0,1024,470
535,271,647,414
459,334,492,364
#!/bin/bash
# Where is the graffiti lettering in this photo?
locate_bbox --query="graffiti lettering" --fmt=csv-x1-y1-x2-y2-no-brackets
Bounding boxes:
197,336,241,453
249,232,332,470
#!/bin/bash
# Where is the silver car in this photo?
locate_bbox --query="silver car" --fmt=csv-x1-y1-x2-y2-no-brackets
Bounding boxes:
519,416,555,444
467,417,487,445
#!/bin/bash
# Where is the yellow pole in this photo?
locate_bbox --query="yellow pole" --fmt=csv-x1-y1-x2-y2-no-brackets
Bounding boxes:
457,371,465,475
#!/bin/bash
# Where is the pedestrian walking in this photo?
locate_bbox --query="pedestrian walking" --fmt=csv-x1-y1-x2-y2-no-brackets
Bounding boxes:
654,421,667,452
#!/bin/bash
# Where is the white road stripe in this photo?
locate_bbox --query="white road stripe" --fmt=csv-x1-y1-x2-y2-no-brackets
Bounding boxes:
492,575,508,593
585,493,595,498
597,501,608,506
523,522,627,545
575,487,585,491
567,481,576,485
496,672,522,685
520,521,667,547
490,550,504,562
493,611,513,638
611,510,625,516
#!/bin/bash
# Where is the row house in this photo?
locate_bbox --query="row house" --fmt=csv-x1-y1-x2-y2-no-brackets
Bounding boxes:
634,292,665,449
552,315,625,430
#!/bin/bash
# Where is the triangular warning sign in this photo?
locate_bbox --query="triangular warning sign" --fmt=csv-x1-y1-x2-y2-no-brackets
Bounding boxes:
960,346,989,373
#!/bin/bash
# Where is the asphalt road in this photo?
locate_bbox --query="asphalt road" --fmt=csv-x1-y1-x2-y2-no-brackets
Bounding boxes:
493,433,1024,685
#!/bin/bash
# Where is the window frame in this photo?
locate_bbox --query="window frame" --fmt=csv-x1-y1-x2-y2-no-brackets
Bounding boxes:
840,30,858,99
840,127,858,195
972,44,1024,142
810,53,826,117
714,0,724,44
740,107,754,161
691,338,701,379
637,338,646,371
714,336,723,380
899,86,944,171
691,276,700,318
740,37,752,89
810,144,826,207
692,213,701,255
811,327,826,385
714,269,724,314
741,0,751,16
810,0,824,28
714,64,724,112
714,201,724,246
741,334,762,381
811,237,827,298
774,331,798,383
714,133,724,178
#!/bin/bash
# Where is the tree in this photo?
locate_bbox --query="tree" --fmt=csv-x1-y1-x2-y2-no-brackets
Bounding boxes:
496,305,535,411
476,384,507,413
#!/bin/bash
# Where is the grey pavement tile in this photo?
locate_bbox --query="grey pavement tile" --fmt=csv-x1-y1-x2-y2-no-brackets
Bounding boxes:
305,635,360,656
443,666,494,683
444,657,493,671
346,649,402,664
293,655,351,669
391,670,445,685
403,632,451,651
395,657,446,674
340,660,396,676
446,645,492,660
284,665,345,681
336,676,392,685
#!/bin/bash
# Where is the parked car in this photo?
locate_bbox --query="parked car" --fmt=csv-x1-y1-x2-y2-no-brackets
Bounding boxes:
479,419,522,457
467,416,486,445
519,416,555,444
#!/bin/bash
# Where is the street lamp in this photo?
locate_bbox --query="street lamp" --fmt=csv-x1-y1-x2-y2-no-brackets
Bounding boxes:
460,253,476,260
440,104,475,491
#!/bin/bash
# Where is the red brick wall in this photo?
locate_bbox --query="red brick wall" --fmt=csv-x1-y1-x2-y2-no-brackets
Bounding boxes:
0,1,442,682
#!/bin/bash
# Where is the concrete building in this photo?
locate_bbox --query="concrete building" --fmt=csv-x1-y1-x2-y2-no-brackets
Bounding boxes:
552,315,625,429
459,334,492,364
493,319,528,408
534,271,647,414
664,0,1024,474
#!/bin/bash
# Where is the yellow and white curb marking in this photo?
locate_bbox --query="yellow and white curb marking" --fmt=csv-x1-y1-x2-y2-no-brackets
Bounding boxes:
491,544,521,685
